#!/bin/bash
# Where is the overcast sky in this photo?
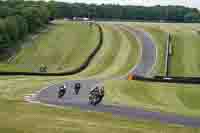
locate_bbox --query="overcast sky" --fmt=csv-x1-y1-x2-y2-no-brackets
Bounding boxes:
55,0,200,9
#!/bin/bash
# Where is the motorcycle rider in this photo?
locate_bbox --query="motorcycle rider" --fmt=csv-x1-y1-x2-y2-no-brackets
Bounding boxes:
89,85,104,105
74,82,81,95
58,84,67,98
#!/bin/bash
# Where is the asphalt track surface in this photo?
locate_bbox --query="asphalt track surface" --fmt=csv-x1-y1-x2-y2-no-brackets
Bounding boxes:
120,25,156,77
28,25,200,128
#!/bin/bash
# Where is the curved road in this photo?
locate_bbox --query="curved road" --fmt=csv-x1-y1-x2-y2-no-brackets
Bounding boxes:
26,24,200,128
119,25,156,77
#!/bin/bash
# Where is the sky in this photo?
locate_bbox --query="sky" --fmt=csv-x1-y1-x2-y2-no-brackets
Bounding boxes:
56,0,200,9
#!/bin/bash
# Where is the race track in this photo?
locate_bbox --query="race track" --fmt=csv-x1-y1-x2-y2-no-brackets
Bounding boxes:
26,24,200,128
120,25,156,77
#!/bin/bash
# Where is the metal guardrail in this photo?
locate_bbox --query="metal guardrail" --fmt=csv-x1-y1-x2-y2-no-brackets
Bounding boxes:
135,75,200,84
165,32,174,77
165,33,170,77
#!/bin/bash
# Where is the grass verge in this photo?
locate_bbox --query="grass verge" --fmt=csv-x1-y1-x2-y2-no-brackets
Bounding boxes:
104,80,200,117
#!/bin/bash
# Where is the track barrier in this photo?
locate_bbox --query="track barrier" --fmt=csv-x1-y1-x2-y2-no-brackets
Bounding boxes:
134,75,200,84
165,33,171,77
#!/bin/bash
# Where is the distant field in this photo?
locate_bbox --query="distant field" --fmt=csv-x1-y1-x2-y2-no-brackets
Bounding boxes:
3,21,99,73
0,76,199,133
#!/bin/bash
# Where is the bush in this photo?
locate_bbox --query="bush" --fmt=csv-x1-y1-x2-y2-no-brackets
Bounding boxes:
40,65,48,72
16,15,28,39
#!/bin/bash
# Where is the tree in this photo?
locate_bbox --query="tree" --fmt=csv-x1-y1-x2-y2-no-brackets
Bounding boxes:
0,6,16,18
21,7,43,32
0,0,51,50
5,16,19,43
47,0,56,20
0,19,10,48
38,6,50,24
15,15,28,39
184,12,200,22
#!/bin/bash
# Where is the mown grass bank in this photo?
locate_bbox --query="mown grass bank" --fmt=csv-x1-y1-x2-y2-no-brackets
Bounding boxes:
78,24,139,78
4,21,99,73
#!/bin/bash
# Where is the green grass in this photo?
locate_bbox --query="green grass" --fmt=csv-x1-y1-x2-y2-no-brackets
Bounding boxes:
2,99,199,133
104,80,200,117
1,22,200,132
78,24,139,78
0,22,140,79
169,29,200,76
4,20,99,73
0,76,200,132
0,64,34,72
149,23,200,76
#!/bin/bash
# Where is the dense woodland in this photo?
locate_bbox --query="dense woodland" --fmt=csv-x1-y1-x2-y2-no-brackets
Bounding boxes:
0,0,52,50
53,2,200,22
0,0,200,50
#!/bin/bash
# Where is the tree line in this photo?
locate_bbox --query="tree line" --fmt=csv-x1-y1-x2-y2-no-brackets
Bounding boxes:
51,2,200,22
0,0,200,50
0,0,51,49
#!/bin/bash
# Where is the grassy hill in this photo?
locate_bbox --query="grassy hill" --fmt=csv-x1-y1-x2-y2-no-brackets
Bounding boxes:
0,21,140,79
2,21,100,73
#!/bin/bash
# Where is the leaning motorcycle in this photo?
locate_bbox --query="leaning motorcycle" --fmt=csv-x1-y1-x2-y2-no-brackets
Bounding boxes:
88,90,103,106
89,94,100,106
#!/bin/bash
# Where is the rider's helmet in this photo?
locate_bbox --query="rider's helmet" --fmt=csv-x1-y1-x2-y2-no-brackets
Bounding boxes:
59,84,67,91
90,86,98,93
90,84,104,96
63,84,67,89
75,83,81,89
99,86,104,96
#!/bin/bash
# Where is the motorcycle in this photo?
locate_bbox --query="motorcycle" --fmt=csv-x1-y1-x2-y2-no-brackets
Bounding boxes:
74,83,81,95
88,86,104,106
89,93,101,106
57,85,66,98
